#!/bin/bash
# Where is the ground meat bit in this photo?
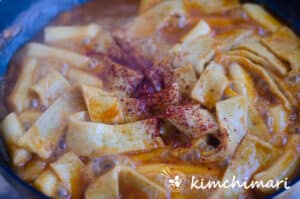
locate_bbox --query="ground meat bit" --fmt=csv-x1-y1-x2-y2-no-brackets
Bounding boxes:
92,157,115,177
23,122,32,131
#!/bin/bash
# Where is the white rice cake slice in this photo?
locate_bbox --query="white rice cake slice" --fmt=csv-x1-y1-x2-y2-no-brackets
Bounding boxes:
50,152,84,198
66,68,103,87
30,70,70,107
211,134,279,198
18,88,85,159
81,85,124,124
235,37,288,75
261,26,300,71
171,36,220,74
174,64,197,95
1,112,32,166
45,24,100,42
34,169,60,198
243,3,282,32
216,96,248,158
8,58,37,112
25,43,91,68
191,61,228,109
181,20,211,44
85,166,166,199
188,0,239,14
67,112,164,157
253,134,300,194
166,104,218,138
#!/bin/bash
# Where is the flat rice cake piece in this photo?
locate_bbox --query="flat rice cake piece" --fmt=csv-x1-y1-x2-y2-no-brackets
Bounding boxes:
174,64,197,95
25,43,92,68
166,104,218,138
226,55,291,110
114,1,187,67
81,84,124,124
66,112,114,157
261,26,300,71
82,156,133,183
93,27,115,54
283,71,300,107
1,112,32,166
119,97,148,123
107,59,144,97
287,50,300,72
45,24,113,55
242,3,282,32
18,88,85,159
18,111,41,134
85,165,119,199
215,29,253,51
8,58,37,112
10,148,32,167
270,73,298,107
33,169,60,198
50,152,84,199
116,0,185,41
226,49,270,67
268,105,289,146
181,20,211,44
187,0,239,14
228,62,257,103
17,157,47,182
191,61,228,109
45,24,100,43
210,134,280,199
253,134,300,194
247,105,272,142
81,85,147,123
30,70,70,107
216,96,248,159
66,68,103,88
67,112,164,157
85,166,166,199
108,119,164,155
1,112,25,145
119,167,167,199
235,37,288,75
171,36,220,74
202,16,235,29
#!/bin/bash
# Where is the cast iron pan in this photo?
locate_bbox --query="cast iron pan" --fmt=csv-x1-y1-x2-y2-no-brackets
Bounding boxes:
0,0,299,198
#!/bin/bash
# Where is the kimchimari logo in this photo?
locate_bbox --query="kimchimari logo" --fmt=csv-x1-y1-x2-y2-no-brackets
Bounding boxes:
160,167,290,192
190,176,290,190
160,167,187,192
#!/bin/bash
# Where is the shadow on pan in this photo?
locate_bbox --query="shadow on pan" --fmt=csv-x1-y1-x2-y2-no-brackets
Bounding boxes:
0,0,299,198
